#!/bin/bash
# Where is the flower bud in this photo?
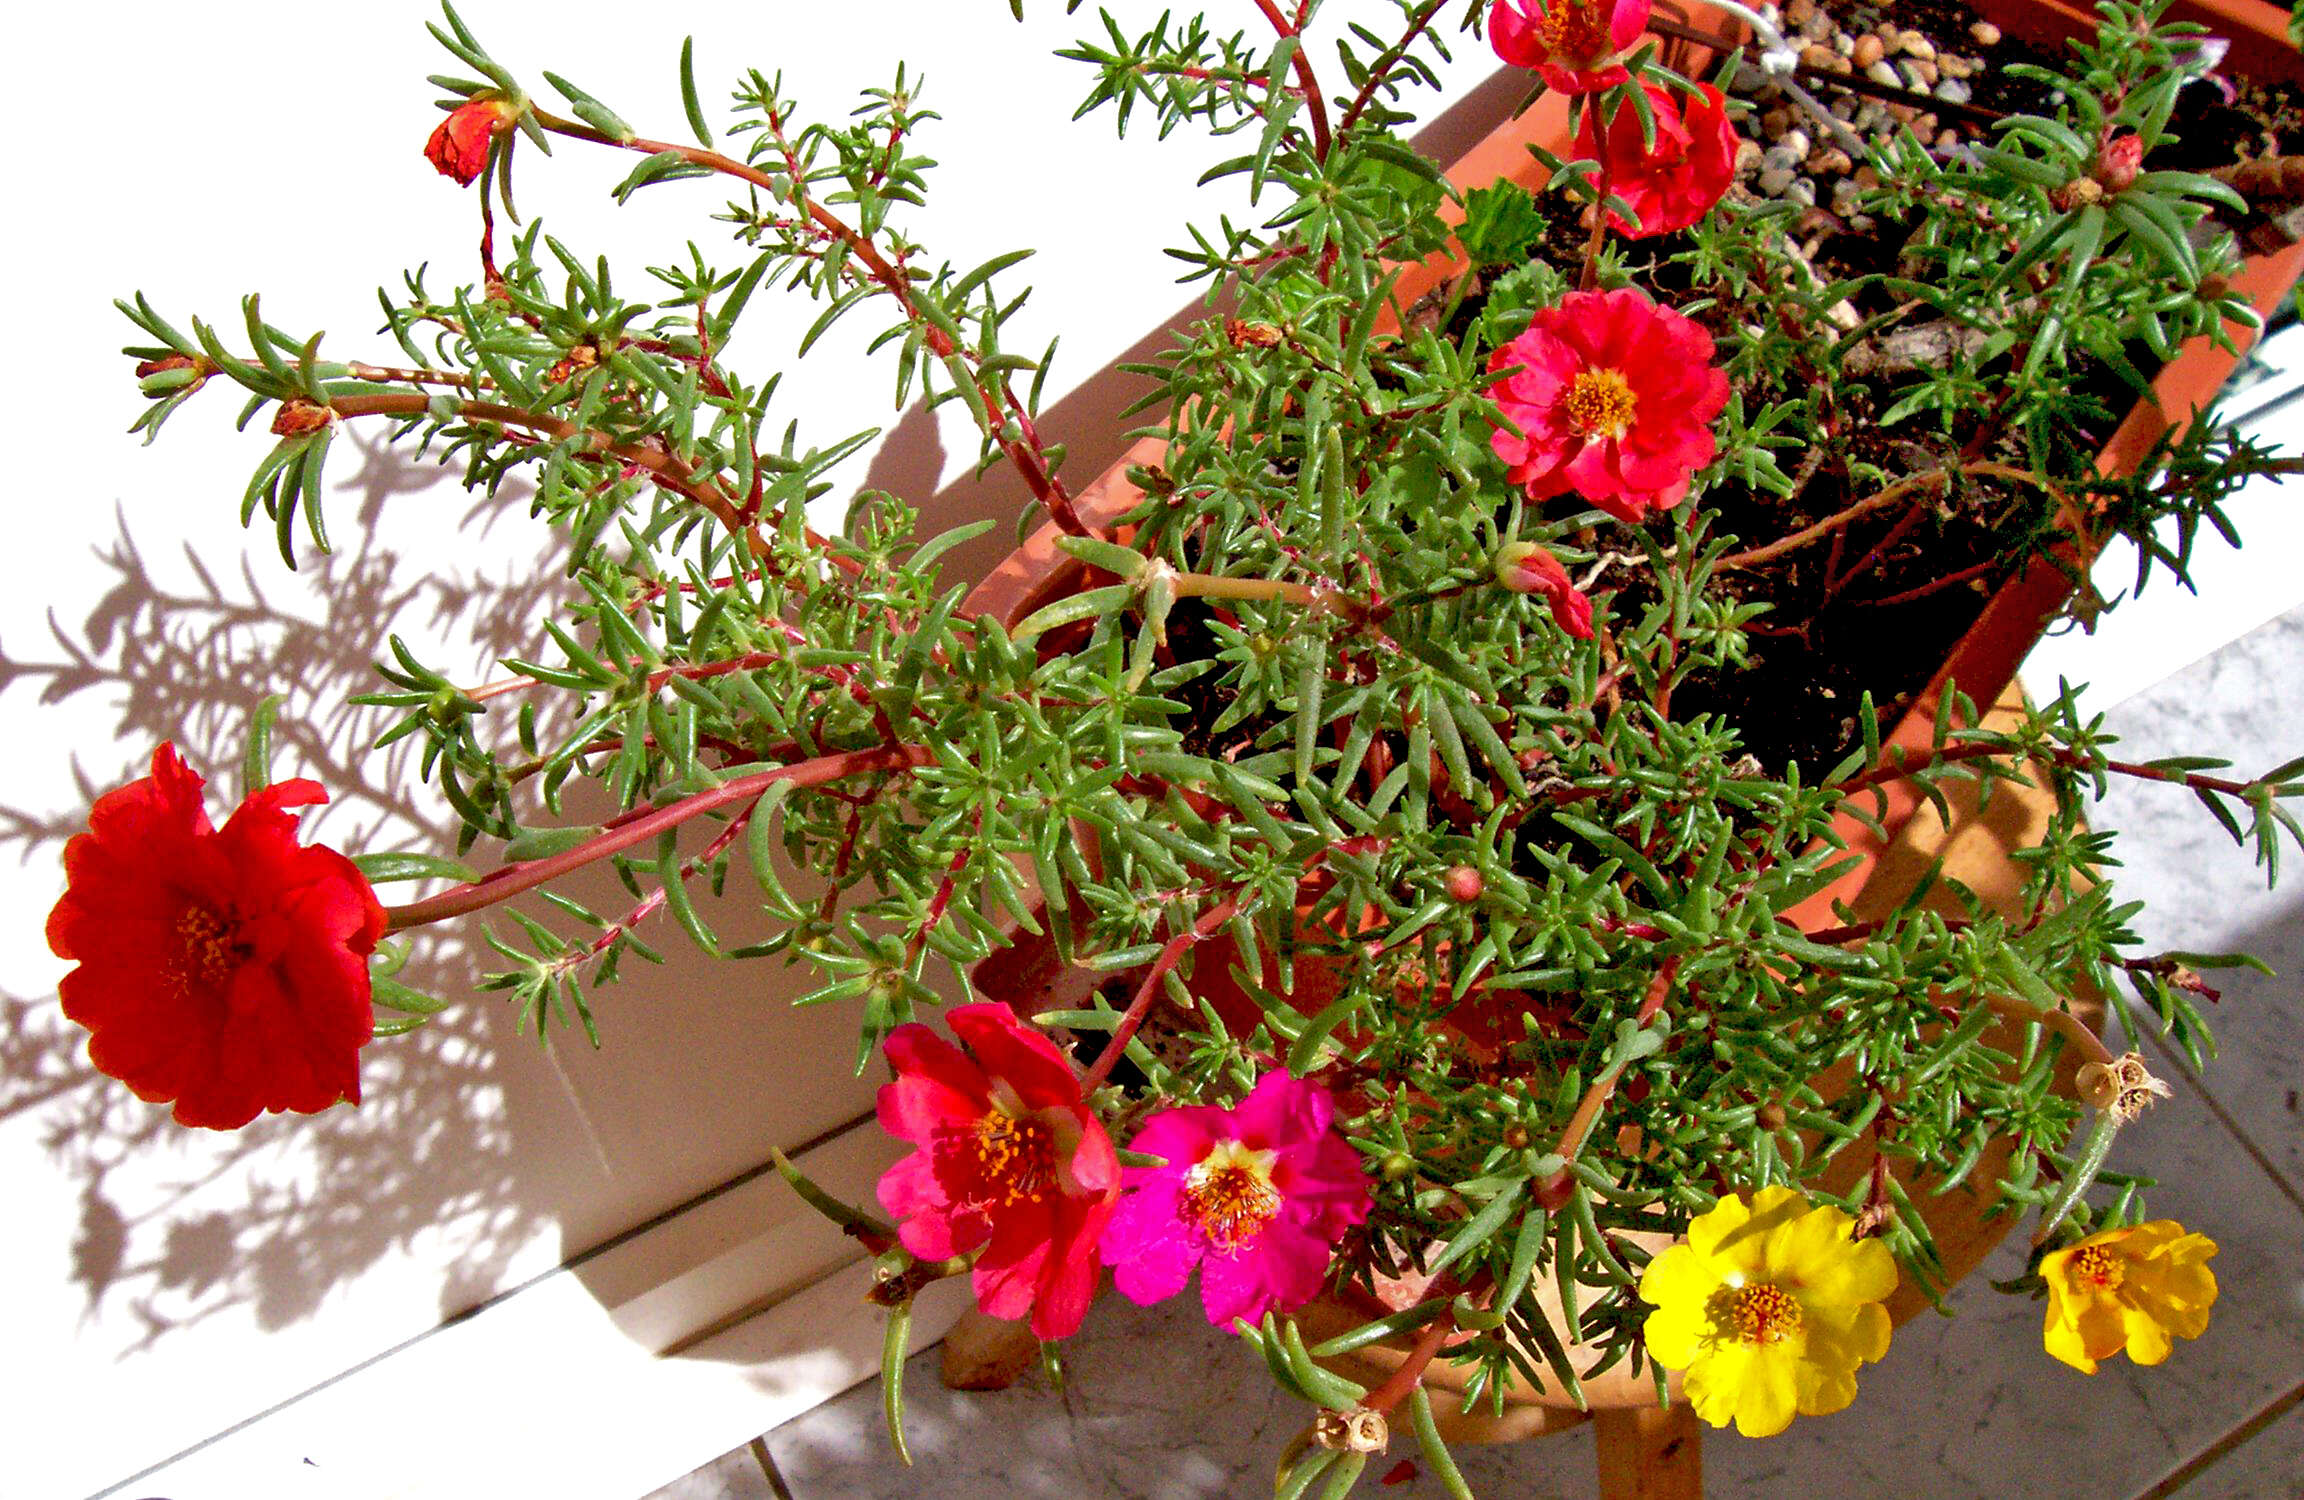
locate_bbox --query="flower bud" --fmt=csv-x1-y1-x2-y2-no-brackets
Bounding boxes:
1493,542,1595,639
270,399,335,438
425,96,520,187
134,354,210,399
1444,865,1485,903
2093,132,2143,194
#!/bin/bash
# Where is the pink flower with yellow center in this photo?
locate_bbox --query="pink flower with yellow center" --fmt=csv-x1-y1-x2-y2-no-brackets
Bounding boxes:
875,1003,1119,1340
1101,1070,1371,1329
1488,286,1729,523
1489,0,1651,95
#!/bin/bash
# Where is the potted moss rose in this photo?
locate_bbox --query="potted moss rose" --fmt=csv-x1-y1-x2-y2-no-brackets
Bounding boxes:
43,0,2304,1494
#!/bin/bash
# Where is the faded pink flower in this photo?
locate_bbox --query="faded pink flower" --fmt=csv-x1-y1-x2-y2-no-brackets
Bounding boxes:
1489,0,1651,95
1494,541,1595,638
1488,286,1730,524
1101,1070,1371,1329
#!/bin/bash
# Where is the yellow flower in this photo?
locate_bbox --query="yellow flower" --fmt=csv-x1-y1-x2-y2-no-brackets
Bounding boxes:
2039,1220,2217,1374
1637,1186,1897,1437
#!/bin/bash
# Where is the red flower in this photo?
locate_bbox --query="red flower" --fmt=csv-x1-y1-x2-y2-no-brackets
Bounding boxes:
1490,0,1650,94
876,1003,1119,1339
1576,81,1738,238
45,745,387,1131
1488,287,1729,523
425,97,517,186
1494,542,1596,638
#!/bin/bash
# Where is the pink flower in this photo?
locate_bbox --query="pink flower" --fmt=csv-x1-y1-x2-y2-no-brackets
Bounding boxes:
1488,286,1729,524
876,1003,1119,1339
1101,1071,1372,1329
1490,0,1651,95
1576,81,1738,238
1494,542,1595,638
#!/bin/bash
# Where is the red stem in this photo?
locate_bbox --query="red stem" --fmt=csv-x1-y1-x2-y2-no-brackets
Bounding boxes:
383,743,931,931
1249,0,1333,161
1080,897,1241,1092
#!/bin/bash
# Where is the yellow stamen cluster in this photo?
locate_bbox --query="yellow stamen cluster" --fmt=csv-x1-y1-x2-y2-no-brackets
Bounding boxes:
1564,367,1638,439
1180,1142,1284,1251
172,905,241,991
968,1111,1057,1206
1535,0,1612,62
1721,1283,1805,1345
2070,1244,2124,1290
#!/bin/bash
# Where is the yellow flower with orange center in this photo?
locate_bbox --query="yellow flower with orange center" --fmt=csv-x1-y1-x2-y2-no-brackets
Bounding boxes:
2039,1220,2217,1374
1637,1186,1897,1437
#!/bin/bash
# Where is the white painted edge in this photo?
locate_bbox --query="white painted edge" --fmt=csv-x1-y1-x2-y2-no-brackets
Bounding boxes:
114,1121,963,1500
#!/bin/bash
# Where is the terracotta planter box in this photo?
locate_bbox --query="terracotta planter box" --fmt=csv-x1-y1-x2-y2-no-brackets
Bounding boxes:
954,0,2304,1459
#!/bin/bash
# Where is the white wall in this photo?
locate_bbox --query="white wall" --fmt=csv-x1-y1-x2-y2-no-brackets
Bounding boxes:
0,5,1511,1497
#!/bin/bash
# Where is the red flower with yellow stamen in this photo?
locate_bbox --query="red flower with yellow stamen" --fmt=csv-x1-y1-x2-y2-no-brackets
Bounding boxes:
1576,80,1739,239
425,96,519,186
875,1003,1119,1339
1101,1070,1371,1329
1489,0,1651,95
45,744,387,1130
1488,286,1729,523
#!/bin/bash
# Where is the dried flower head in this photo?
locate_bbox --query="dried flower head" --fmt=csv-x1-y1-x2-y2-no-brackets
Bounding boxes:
2076,1052,2174,1122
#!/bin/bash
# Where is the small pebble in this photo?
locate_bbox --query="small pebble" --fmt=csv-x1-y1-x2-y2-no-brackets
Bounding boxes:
1785,178,1817,207
1900,31,1936,62
1761,104,1794,136
1936,127,1962,151
1832,176,1863,207
1910,59,1940,85
1850,212,1878,232
1854,101,1887,132
1758,165,1797,196
1800,42,1841,71
1785,0,1815,26
1866,60,1902,89
1762,144,1804,174
1733,62,1773,92
1939,54,1975,79
1853,164,1882,189
1852,33,1885,68
1833,32,1855,57
1831,96,1857,121
1735,139,1765,174
1898,60,1931,90
1780,127,1812,159
1971,20,2002,46
1935,78,1973,104
1815,147,1854,175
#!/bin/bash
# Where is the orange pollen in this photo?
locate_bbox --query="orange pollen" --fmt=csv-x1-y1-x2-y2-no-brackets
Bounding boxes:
962,1111,1058,1207
172,905,242,990
2070,1245,2124,1290
1535,0,1613,62
1179,1153,1284,1252
1720,1283,1804,1345
1564,368,1638,439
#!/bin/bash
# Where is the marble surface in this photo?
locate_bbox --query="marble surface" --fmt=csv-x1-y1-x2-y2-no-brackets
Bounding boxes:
651,610,2304,1497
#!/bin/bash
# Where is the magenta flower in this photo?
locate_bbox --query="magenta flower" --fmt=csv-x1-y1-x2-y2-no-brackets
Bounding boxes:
1101,1070,1372,1329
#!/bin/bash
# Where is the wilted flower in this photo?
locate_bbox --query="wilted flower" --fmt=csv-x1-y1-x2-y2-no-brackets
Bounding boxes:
875,1003,1118,1339
1493,541,1595,638
1638,1186,1897,1437
2040,1220,2217,1374
1488,286,1729,523
1489,0,1650,95
1575,80,1739,238
1101,1070,1371,1328
46,744,387,1130
425,96,518,186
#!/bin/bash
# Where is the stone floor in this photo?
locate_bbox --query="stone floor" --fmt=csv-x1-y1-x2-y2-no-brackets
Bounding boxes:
650,603,2304,1497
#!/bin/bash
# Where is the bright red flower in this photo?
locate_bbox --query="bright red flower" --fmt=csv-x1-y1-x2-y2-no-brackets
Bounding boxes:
1576,80,1738,238
1494,541,1595,639
1489,0,1651,95
425,97,517,186
1488,286,1729,523
876,1003,1119,1339
45,744,387,1131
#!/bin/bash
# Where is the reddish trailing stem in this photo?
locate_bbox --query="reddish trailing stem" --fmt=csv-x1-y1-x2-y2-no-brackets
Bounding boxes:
1081,896,1243,1092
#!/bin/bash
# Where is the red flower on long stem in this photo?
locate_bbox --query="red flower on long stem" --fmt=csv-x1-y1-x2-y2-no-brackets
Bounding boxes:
875,1003,1119,1339
1489,0,1651,95
1488,286,1729,523
1575,80,1738,238
45,744,387,1130
425,97,518,186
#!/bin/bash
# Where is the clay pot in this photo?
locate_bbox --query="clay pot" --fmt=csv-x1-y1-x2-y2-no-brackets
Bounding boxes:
957,0,2304,1452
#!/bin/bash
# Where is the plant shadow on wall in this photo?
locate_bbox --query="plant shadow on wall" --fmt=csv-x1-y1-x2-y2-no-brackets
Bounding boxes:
0,427,578,1340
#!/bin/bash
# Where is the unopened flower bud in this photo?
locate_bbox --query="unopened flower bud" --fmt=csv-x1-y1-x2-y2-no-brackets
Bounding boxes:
2094,132,2143,194
134,354,210,399
1225,317,1283,349
1444,865,1484,903
1492,542,1595,640
269,399,335,438
425,96,520,187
